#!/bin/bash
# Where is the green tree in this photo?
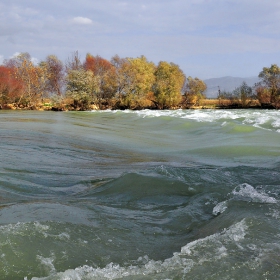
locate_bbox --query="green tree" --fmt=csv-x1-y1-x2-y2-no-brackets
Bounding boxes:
153,61,185,109
66,69,97,109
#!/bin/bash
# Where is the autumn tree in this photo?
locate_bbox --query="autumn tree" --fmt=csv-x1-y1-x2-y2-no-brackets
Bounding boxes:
107,55,157,109
124,56,155,108
110,55,130,104
258,64,280,108
40,55,64,96
254,83,271,107
0,65,24,106
184,76,206,106
4,52,48,106
84,54,112,75
153,61,185,109
84,54,115,107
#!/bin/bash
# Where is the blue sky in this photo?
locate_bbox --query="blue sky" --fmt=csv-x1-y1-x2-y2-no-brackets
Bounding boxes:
0,0,280,79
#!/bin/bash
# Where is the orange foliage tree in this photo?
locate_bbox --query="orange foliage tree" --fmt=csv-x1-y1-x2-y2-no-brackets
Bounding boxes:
0,65,24,106
84,54,115,107
5,53,48,106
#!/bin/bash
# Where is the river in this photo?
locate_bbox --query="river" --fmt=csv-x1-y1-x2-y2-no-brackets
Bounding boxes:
0,109,280,279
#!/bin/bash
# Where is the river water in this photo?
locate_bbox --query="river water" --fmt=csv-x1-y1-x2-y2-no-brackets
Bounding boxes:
0,109,280,280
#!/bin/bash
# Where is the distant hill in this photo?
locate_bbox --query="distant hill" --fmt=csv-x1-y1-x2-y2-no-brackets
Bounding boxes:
204,76,260,98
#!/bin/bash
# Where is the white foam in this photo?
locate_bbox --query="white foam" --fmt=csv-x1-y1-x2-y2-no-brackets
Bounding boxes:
26,220,248,280
36,255,56,274
272,119,280,129
181,219,247,256
212,184,277,217
92,109,280,132
232,183,277,204
0,221,71,243
28,257,194,280
212,200,228,215
34,221,50,232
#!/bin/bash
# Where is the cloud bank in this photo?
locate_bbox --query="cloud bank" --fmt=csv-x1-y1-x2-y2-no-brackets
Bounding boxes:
0,0,280,78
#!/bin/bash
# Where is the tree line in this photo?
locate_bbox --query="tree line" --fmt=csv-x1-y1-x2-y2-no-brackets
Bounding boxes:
0,52,279,110
0,52,206,110
218,64,280,109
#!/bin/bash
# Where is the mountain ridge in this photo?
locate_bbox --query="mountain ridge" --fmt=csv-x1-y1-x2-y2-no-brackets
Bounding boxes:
204,76,260,98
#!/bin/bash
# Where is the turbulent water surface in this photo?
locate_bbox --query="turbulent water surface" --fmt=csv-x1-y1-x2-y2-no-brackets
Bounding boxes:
0,109,280,280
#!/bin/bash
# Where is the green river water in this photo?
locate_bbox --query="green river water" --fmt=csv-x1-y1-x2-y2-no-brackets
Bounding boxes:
0,109,280,279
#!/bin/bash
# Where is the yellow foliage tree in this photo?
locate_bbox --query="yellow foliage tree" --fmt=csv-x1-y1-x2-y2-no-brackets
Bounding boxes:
8,53,48,106
125,56,155,108
153,61,185,109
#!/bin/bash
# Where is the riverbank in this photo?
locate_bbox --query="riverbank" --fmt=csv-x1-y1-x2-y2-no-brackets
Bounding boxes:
0,98,274,111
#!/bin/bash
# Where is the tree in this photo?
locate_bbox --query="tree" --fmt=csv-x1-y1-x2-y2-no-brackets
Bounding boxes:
0,66,24,106
66,51,82,72
124,56,155,108
4,52,32,68
65,51,99,109
5,52,48,106
84,54,115,107
84,54,112,75
184,76,206,106
232,82,254,107
40,55,64,96
153,61,185,109
109,55,133,108
254,83,271,106
218,89,232,107
65,69,97,109
258,64,280,107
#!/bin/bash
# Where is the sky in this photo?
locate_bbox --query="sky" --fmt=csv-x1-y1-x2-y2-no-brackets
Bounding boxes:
0,0,280,79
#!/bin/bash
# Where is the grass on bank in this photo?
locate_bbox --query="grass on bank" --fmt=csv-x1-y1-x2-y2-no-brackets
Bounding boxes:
0,98,265,111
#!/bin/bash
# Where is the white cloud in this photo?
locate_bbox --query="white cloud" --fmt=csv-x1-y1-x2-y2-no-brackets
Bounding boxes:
0,55,3,64
11,52,20,58
31,57,38,65
73,17,92,25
